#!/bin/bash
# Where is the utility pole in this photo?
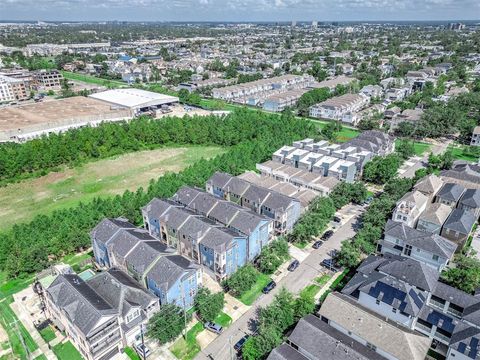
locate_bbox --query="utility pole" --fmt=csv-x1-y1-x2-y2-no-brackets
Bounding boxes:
140,324,146,360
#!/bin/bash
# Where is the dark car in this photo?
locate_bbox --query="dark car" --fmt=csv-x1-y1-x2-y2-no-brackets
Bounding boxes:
234,335,250,352
312,240,323,249
333,216,342,223
321,230,334,240
204,322,223,334
287,260,300,271
321,258,340,272
262,280,276,294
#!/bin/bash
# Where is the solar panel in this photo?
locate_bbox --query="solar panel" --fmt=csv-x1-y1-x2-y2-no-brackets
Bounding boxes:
458,342,467,354
469,337,479,359
409,289,425,309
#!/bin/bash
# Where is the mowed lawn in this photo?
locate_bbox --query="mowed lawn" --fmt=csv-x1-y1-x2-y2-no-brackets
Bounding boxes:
0,146,225,230
310,119,360,142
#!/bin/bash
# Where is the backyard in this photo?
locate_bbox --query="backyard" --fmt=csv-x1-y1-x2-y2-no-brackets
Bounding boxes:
0,146,225,230
52,341,83,360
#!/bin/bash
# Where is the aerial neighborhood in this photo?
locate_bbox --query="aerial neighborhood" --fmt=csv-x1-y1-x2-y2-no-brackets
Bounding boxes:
0,15,480,360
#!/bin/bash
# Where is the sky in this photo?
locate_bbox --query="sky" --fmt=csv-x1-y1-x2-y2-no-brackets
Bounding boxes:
1,0,479,22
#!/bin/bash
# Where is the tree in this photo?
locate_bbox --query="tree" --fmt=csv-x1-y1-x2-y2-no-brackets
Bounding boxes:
293,291,316,321
194,288,224,322
257,238,290,274
147,304,188,344
336,240,362,268
222,264,258,297
321,121,342,142
396,140,415,160
442,254,480,294
362,154,402,184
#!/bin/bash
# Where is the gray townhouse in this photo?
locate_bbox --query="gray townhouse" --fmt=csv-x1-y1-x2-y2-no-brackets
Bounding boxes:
318,292,431,360
435,183,466,207
440,163,480,190
44,268,158,360
458,189,480,219
441,209,477,248
206,172,301,234
340,254,480,360
414,174,444,200
379,219,457,271
267,314,386,360
416,203,453,235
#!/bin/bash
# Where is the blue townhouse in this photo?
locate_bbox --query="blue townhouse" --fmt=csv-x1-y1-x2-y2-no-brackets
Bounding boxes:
172,186,273,260
90,218,202,309
205,172,301,235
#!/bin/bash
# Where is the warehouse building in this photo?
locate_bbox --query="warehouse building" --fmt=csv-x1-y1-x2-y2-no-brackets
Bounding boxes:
89,88,179,115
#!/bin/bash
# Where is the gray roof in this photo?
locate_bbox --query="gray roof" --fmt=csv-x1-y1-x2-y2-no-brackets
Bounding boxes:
384,220,457,259
87,268,157,317
207,172,299,214
90,218,136,247
267,344,309,360
443,209,477,234
441,164,480,189
437,183,466,203
378,257,439,291
414,174,444,197
145,255,197,292
47,274,117,336
289,315,385,360
460,189,480,209
418,203,453,226
107,228,157,259
173,186,268,236
124,241,171,277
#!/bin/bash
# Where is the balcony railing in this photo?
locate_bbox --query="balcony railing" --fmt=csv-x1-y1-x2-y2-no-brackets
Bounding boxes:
433,331,451,344
429,299,446,311
91,334,121,357
415,322,432,335
87,323,119,345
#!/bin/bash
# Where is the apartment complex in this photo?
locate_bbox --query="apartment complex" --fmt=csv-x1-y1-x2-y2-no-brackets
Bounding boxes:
309,93,370,124
33,69,64,90
268,131,394,183
0,74,28,103
212,74,314,105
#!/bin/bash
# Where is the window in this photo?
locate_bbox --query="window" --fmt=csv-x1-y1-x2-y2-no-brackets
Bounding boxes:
432,255,439,261
392,308,397,313
376,299,380,305
404,244,412,256
366,342,377,352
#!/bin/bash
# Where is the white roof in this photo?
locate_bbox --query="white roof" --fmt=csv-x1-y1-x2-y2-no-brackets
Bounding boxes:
89,88,179,109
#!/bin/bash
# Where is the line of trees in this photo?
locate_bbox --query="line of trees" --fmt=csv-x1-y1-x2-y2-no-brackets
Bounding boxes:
0,110,316,278
0,110,311,186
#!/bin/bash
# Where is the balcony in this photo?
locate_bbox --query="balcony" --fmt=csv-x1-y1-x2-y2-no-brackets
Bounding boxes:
429,299,446,311
415,322,432,335
91,333,121,358
433,331,451,344
446,307,463,318
87,323,120,345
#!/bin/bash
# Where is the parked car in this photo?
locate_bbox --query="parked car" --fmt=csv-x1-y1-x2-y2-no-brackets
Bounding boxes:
312,240,323,249
321,230,334,240
204,322,223,334
321,258,340,272
234,335,250,352
333,216,342,223
134,343,151,358
288,260,300,271
262,280,276,294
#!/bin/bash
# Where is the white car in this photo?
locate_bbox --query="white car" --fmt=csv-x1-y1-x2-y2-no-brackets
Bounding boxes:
134,343,151,358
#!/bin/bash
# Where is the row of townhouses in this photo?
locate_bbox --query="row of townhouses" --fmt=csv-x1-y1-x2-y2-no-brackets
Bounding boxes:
212,74,315,105
309,93,370,125
269,131,395,183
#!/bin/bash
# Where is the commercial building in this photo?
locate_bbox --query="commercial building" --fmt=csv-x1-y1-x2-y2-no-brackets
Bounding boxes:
0,74,28,103
89,88,179,115
33,69,63,91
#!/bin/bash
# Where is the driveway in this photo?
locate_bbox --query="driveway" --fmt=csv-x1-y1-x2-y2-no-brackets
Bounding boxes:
195,204,364,360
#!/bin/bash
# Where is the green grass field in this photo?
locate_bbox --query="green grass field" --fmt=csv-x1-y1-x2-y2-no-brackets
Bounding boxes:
447,145,480,162
395,139,431,156
315,274,332,287
0,297,38,360
239,274,271,306
61,71,125,88
214,312,232,327
52,341,83,360
0,146,225,230
170,322,204,360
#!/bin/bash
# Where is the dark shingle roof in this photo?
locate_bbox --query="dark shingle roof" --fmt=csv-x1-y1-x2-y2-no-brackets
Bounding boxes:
460,189,480,209
443,209,477,234
437,183,466,203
